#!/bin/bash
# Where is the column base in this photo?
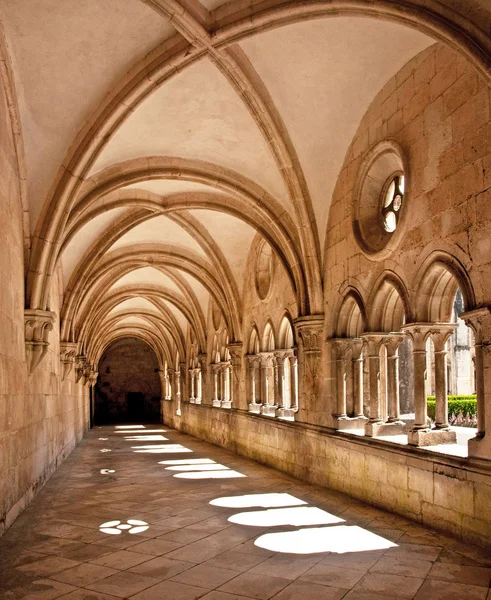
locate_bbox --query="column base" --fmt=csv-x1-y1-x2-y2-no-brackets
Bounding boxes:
408,428,457,446
365,420,407,437
248,402,262,414
189,398,196,404
276,407,296,421
260,404,277,417
164,396,172,402
212,399,222,408
336,416,368,431
221,400,232,409
468,434,491,459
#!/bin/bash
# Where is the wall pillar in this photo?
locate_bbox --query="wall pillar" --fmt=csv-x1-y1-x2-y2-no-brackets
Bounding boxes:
293,315,324,423
461,307,491,459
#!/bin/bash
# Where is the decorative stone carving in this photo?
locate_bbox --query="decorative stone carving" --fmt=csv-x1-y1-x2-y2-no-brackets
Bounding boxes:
75,355,87,384
87,370,98,387
60,341,78,381
294,315,324,422
24,309,56,374
227,342,243,410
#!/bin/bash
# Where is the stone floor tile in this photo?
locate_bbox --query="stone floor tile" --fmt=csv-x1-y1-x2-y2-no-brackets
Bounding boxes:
298,564,366,590
0,579,76,600
49,563,118,587
250,555,319,580
30,539,86,556
231,541,275,558
129,556,194,579
427,562,491,587
203,550,269,573
130,579,210,600
370,556,433,578
385,543,442,562
61,544,114,562
91,536,143,550
319,551,384,571
218,572,290,600
199,592,256,600
269,580,346,599
159,528,214,544
16,557,81,577
165,541,229,563
129,537,186,556
171,564,239,589
90,549,151,570
84,571,161,598
57,590,121,600
353,572,424,598
414,579,489,599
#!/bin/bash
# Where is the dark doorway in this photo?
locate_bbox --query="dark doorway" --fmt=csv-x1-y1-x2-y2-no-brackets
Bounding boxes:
94,337,162,425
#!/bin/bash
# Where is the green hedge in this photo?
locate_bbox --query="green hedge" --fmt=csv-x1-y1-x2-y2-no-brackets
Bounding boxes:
426,395,477,420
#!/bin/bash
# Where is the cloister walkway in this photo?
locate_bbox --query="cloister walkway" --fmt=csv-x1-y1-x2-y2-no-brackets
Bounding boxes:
1,426,490,600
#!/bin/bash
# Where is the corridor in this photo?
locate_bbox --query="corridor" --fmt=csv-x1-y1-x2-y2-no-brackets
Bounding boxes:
1,427,490,600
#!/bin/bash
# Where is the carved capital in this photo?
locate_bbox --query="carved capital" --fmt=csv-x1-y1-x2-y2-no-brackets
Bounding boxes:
294,315,324,352
75,355,87,384
461,306,491,344
401,323,449,352
227,342,243,365
60,342,78,381
24,309,56,374
87,370,99,388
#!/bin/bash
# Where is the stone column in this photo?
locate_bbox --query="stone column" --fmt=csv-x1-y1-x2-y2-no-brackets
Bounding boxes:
189,369,196,403
197,353,208,405
293,315,324,424
351,339,365,418
382,333,406,434
227,342,244,410
361,334,385,437
175,368,182,415
431,325,457,429
402,323,456,446
166,368,173,400
332,339,350,420
289,351,299,413
275,350,297,420
461,307,491,458
260,353,277,417
221,362,232,409
212,364,221,407
247,355,262,413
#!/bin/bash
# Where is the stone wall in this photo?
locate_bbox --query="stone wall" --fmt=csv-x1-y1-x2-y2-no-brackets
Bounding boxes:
163,402,491,551
0,72,89,535
95,338,161,423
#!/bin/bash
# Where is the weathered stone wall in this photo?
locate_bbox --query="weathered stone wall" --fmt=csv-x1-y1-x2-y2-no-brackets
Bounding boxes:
0,74,89,535
164,402,491,551
95,338,161,423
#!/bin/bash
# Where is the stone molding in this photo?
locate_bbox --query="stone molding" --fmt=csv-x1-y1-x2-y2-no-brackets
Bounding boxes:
60,342,78,381
24,309,56,374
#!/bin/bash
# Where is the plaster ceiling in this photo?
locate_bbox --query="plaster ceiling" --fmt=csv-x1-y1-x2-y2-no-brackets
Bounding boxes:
1,1,440,362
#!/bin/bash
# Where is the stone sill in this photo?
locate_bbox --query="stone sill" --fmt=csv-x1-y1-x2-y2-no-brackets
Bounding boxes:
183,403,491,477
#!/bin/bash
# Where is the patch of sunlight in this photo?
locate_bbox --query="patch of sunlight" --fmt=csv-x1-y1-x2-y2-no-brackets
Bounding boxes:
100,469,115,474
255,525,398,554
115,425,145,429
133,444,192,454
159,458,216,465
114,429,167,433
99,519,149,535
210,493,307,509
124,435,168,441
131,444,173,449
229,506,344,528
100,449,111,453
99,438,108,440
165,464,229,472
174,470,246,479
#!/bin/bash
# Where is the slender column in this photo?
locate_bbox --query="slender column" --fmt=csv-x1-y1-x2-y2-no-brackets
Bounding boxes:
289,351,299,412
332,340,350,419
260,353,276,416
189,369,196,403
166,368,173,400
223,362,231,408
212,364,220,407
247,355,262,413
461,307,491,458
431,326,457,429
175,368,182,415
274,351,286,408
361,334,385,436
293,316,324,424
197,353,208,405
227,342,243,409
384,334,405,423
351,339,364,418
402,323,456,446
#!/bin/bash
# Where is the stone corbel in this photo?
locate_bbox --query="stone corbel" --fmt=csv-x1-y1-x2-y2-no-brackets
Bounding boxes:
60,342,78,381
87,370,99,388
75,355,87,384
24,309,56,374
83,364,94,387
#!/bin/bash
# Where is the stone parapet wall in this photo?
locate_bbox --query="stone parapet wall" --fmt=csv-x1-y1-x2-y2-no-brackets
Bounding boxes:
163,402,491,551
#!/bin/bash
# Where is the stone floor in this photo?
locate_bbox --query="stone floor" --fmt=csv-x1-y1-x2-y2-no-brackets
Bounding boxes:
1,425,491,600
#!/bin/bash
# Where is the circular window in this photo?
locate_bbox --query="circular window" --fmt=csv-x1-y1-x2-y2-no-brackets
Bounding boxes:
255,240,274,300
352,140,408,258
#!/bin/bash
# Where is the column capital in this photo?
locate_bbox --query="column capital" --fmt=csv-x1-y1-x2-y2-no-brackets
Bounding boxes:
75,355,87,384
60,341,78,381
384,332,406,356
401,323,436,351
430,324,457,351
460,306,491,343
326,338,352,360
24,309,56,374
246,354,262,367
273,349,295,361
293,315,324,352
227,342,243,362
360,332,387,355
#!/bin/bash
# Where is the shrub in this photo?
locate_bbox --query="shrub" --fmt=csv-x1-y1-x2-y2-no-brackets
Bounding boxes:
427,395,477,426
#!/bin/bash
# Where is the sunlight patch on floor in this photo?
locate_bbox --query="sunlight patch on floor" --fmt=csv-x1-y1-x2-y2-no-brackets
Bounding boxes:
174,470,246,479
229,506,344,527
210,493,307,509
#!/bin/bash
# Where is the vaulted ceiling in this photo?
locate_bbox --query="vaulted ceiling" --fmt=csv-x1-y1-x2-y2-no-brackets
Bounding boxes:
1,0,455,366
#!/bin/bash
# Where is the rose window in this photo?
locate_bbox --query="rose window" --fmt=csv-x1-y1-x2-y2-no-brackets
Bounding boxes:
382,175,404,233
